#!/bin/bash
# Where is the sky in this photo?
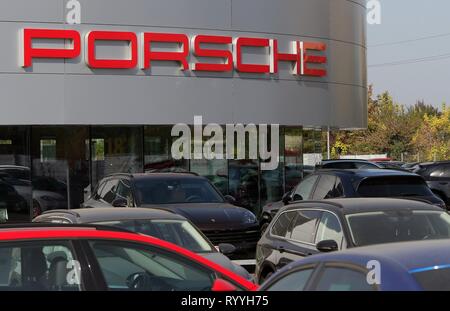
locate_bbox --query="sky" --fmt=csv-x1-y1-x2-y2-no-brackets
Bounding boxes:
367,0,450,108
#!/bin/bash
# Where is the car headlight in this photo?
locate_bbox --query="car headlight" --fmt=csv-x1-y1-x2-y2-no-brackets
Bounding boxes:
242,211,257,224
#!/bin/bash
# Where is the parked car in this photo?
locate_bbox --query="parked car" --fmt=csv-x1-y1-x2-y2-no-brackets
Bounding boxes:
413,161,450,208
259,239,450,291
256,198,450,284
0,224,257,291
33,207,252,281
260,169,446,232
316,159,382,170
82,173,260,259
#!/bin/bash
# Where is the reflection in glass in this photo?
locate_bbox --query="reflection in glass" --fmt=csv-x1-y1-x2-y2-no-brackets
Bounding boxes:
191,159,228,195
31,126,90,215
229,160,259,214
144,126,188,172
284,127,303,191
91,126,143,187
0,126,31,222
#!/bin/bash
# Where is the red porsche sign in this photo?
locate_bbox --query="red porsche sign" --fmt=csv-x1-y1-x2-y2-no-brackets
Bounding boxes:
20,28,327,77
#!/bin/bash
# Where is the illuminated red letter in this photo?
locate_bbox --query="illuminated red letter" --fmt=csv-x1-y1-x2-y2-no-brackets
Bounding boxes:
301,42,327,77
86,31,138,69
234,37,270,73
270,40,301,75
21,28,81,67
141,33,189,70
192,35,233,72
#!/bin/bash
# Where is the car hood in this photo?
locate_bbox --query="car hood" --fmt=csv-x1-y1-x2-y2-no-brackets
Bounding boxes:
200,252,252,280
140,202,257,230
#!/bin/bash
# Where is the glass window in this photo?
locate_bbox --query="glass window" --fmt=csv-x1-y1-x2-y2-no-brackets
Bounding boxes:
0,242,81,291
293,175,319,201
91,126,143,187
334,178,345,197
31,126,90,214
228,160,259,214
116,179,133,205
144,126,188,173
346,210,450,247
271,211,296,238
290,210,322,243
134,177,224,205
313,175,337,199
266,268,314,291
284,127,303,191
191,159,228,196
357,176,435,197
0,126,31,222
315,266,374,291
89,240,216,291
315,212,344,248
412,267,450,291
94,219,214,253
99,179,118,204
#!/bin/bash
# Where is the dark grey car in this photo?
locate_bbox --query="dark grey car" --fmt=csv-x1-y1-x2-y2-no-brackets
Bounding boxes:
33,207,252,281
413,161,450,208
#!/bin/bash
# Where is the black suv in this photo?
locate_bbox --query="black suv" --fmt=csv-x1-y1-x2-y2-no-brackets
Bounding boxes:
316,159,382,170
260,169,446,231
256,198,450,284
413,161,450,208
82,173,260,259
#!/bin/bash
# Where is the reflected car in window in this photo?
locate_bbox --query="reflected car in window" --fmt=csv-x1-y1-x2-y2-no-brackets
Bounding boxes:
33,207,253,281
0,224,257,291
255,198,450,284
259,239,450,291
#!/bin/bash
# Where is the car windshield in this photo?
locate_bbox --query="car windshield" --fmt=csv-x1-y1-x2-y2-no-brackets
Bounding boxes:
357,176,434,197
134,178,224,204
411,266,450,291
346,210,450,247
94,219,214,253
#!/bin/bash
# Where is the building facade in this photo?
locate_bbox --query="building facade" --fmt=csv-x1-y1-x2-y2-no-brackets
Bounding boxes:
0,0,367,222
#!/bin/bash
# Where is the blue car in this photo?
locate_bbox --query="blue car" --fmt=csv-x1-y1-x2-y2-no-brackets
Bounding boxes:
259,239,450,291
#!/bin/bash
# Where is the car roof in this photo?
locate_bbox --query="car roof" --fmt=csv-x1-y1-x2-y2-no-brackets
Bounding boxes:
284,198,441,215
315,169,420,178
294,239,450,273
40,207,186,223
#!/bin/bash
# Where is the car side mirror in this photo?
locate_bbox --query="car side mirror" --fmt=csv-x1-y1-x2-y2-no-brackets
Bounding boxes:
211,278,237,292
224,195,237,205
112,198,128,208
316,240,339,253
292,194,303,202
282,191,293,205
218,243,236,255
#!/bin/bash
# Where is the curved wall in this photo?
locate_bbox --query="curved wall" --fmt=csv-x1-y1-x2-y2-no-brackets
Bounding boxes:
0,0,367,128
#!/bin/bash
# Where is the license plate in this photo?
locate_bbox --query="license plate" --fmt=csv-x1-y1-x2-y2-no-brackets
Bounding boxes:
0,209,8,222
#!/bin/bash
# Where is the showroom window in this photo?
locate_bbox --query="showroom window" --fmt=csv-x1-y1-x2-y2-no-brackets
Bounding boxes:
284,127,303,191
0,126,31,222
91,126,143,188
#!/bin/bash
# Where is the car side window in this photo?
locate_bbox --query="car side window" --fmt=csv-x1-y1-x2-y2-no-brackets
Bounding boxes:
116,179,133,205
271,211,296,238
88,240,216,291
313,175,337,199
315,212,344,249
314,266,376,291
289,210,322,244
266,268,314,291
0,241,81,291
293,175,319,201
444,165,450,178
93,181,106,200
430,167,445,178
334,177,345,197
100,179,119,204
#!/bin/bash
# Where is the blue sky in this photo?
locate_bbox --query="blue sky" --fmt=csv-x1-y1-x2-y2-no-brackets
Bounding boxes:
367,0,450,108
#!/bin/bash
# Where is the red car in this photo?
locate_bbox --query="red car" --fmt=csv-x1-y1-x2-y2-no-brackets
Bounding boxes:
0,224,257,291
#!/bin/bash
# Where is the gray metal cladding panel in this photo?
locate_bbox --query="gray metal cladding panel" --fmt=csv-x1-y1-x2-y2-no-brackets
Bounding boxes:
0,0,63,23
78,0,232,29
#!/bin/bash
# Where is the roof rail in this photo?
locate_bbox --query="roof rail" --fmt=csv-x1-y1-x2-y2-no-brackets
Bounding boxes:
41,209,81,217
0,222,137,234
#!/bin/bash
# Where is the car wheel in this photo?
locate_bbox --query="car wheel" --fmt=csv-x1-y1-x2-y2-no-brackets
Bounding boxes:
32,200,42,218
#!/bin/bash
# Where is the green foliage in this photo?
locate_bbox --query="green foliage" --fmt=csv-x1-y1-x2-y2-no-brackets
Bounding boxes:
329,86,449,161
